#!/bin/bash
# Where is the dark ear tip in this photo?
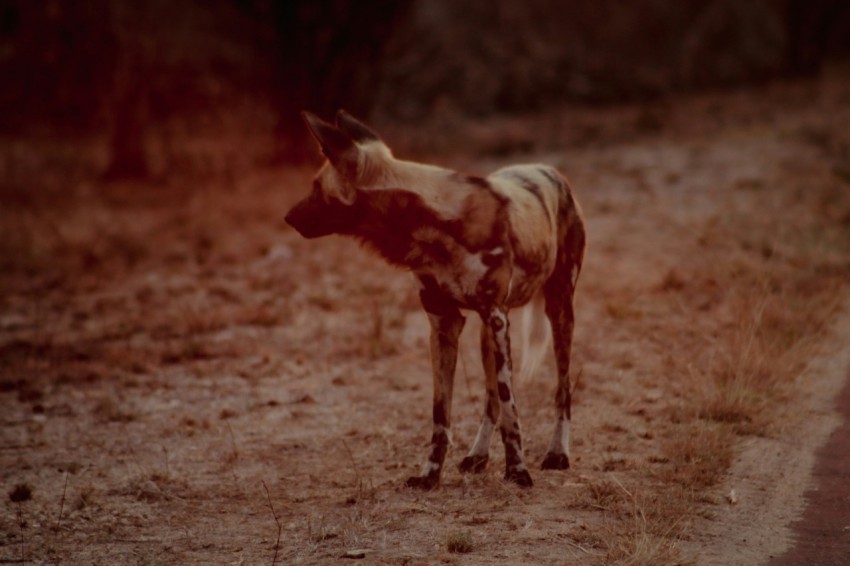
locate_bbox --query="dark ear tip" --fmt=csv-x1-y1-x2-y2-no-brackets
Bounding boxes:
334,109,380,143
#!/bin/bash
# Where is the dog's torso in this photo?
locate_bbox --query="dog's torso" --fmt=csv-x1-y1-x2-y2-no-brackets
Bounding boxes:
352,162,580,314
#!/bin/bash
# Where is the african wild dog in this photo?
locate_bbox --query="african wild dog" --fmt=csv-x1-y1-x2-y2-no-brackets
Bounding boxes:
285,110,585,489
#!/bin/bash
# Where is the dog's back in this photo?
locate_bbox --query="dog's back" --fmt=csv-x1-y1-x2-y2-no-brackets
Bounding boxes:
486,164,584,308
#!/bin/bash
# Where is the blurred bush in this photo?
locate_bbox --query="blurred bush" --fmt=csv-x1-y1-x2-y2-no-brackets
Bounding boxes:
0,0,848,173
376,0,850,119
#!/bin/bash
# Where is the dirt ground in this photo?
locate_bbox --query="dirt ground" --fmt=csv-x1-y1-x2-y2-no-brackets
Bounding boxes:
3,69,850,565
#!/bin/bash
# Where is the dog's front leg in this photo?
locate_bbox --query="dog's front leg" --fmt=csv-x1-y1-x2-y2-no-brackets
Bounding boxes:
406,294,465,490
457,320,500,474
485,307,533,487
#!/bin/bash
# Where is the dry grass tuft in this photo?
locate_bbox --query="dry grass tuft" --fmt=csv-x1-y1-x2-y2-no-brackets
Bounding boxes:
92,396,136,423
446,529,474,554
366,302,401,359
660,423,734,488
583,478,623,510
607,528,686,566
577,477,688,565
697,281,826,432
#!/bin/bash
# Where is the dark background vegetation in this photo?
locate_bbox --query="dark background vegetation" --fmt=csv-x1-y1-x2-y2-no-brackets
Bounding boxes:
1,0,849,177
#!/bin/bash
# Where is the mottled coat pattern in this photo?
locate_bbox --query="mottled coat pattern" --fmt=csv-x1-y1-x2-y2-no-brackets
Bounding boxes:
285,111,586,489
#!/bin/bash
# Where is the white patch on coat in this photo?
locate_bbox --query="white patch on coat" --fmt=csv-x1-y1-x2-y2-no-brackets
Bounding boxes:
368,159,471,220
420,460,441,475
434,262,472,300
511,461,529,472
424,248,499,303
490,310,512,385
432,423,447,437
462,252,488,283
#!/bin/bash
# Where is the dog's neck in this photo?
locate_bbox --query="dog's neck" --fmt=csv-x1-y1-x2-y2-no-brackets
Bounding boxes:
344,188,440,268
360,156,479,222
341,172,508,272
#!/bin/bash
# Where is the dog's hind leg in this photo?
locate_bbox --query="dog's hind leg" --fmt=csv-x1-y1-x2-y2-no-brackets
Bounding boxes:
482,307,533,487
541,223,584,470
540,282,576,470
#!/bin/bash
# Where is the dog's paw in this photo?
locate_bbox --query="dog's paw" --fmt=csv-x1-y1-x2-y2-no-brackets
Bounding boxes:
540,452,570,470
405,474,440,490
458,455,489,474
504,467,534,488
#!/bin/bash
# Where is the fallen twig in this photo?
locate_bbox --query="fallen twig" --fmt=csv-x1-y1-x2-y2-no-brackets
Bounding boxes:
261,480,282,566
56,472,69,532
341,439,365,500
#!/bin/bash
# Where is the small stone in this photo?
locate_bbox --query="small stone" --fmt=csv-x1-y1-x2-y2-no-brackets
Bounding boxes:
727,488,738,505
9,484,32,503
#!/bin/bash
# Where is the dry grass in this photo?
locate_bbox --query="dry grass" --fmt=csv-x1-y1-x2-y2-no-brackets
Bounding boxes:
446,529,475,553
612,151,849,563
659,422,733,488
575,476,689,565
606,507,686,566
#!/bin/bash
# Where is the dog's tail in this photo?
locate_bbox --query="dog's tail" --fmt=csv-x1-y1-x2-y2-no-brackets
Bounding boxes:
514,291,551,383
457,292,551,385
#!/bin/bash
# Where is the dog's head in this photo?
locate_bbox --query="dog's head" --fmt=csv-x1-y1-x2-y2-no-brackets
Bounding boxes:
285,110,390,239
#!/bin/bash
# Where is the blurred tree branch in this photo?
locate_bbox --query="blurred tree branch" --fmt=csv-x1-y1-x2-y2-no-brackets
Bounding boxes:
784,0,848,76
268,0,413,163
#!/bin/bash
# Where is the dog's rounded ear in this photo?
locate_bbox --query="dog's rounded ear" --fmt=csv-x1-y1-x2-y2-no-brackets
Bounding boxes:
335,110,381,144
301,111,359,176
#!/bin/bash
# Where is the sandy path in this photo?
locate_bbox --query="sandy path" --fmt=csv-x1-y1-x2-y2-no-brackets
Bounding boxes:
680,301,850,564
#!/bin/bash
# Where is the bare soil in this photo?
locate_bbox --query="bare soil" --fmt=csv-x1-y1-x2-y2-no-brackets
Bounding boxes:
2,70,850,564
